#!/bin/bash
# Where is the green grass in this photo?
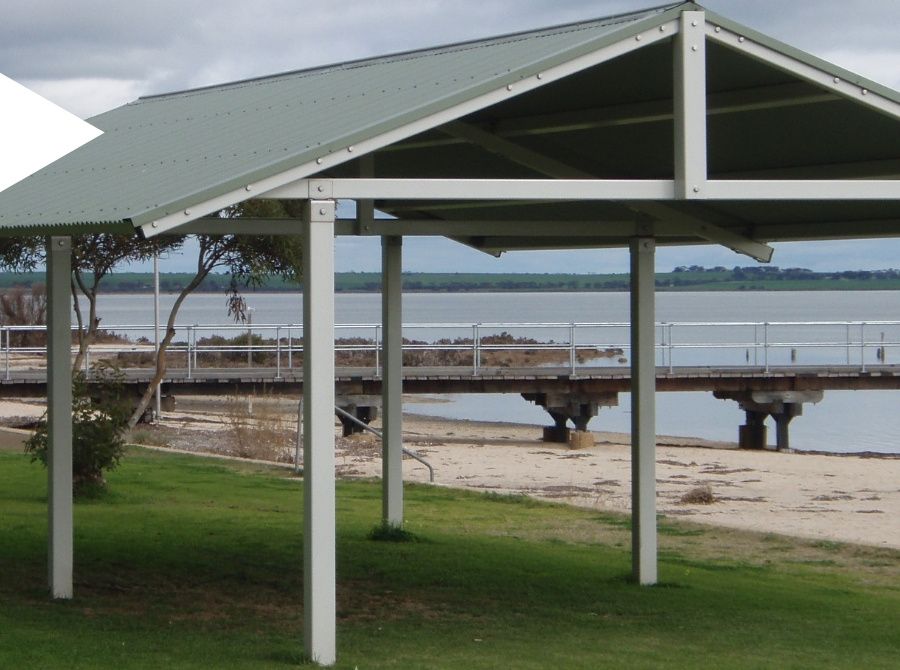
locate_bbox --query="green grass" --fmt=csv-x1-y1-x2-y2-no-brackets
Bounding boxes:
1,448,897,669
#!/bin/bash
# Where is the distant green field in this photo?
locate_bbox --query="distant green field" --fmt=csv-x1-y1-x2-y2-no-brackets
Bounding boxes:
1,448,897,669
3,267,900,293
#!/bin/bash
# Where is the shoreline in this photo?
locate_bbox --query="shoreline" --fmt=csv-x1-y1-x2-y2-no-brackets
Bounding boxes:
401,408,900,458
2,396,898,550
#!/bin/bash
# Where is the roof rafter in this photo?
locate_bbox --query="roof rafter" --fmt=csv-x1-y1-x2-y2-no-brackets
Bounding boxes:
386,82,839,152
705,16,900,120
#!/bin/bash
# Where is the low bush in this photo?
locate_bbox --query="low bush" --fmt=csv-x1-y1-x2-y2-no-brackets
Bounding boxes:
24,361,130,496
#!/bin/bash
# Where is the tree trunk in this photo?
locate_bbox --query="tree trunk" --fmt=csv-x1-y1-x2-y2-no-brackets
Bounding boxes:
71,273,99,374
127,271,208,428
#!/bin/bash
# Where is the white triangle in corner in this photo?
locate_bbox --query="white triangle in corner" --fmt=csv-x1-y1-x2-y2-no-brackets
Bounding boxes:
0,72,103,193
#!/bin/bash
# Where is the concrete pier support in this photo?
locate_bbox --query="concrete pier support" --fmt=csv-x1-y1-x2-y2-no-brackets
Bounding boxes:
335,397,380,436
718,391,823,452
773,405,803,452
739,410,767,450
523,392,617,446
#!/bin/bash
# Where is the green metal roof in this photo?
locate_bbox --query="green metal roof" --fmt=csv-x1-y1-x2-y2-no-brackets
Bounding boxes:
0,0,897,243
0,2,685,232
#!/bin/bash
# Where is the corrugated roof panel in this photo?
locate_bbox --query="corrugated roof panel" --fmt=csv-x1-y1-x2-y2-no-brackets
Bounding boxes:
0,2,682,231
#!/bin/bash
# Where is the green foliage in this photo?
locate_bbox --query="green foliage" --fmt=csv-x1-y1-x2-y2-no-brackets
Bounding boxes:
24,361,130,496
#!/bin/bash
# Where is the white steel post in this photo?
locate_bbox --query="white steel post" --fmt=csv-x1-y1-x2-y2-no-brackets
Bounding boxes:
381,236,403,525
674,10,707,200
47,236,73,599
302,200,336,666
153,251,161,420
630,237,657,585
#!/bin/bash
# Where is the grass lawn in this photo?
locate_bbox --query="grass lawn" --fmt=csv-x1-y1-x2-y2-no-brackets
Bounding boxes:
0,447,897,669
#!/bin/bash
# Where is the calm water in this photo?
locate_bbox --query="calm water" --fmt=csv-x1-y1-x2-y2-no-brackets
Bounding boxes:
84,290,900,454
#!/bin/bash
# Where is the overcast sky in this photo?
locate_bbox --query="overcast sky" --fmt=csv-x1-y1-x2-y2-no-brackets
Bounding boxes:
3,1,899,274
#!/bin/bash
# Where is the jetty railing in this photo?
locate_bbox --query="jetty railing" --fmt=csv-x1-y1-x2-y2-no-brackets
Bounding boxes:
2,320,899,380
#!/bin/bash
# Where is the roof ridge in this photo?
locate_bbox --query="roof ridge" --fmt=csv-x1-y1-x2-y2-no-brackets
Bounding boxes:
136,2,686,103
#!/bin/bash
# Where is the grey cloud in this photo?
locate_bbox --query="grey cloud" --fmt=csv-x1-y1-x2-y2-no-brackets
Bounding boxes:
4,0,897,110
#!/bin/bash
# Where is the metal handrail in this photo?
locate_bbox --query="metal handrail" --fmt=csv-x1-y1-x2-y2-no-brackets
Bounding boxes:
1,320,898,379
333,406,434,483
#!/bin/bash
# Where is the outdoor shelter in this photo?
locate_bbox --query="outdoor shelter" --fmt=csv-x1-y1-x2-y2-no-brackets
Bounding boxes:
1,2,899,665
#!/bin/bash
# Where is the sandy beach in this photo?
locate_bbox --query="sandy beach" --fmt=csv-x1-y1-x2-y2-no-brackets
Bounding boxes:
2,396,897,550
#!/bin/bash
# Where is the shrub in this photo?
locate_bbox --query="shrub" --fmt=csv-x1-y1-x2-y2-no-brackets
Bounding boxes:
679,485,716,505
224,394,295,462
25,361,130,496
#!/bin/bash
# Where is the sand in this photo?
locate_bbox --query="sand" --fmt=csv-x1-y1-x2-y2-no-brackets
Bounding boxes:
2,396,897,550
341,414,899,550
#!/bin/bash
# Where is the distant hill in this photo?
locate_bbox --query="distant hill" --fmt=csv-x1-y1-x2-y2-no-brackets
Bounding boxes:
2,267,900,293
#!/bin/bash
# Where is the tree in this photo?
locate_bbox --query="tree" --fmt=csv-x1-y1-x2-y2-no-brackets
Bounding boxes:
127,199,304,427
0,284,47,346
0,233,183,371
70,234,183,371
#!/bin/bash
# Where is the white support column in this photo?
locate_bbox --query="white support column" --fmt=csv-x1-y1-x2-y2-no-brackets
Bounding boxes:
630,237,657,585
46,236,73,599
381,236,403,525
302,200,336,666
674,10,707,199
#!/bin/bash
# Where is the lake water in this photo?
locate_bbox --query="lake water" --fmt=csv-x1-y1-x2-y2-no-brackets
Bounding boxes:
83,290,900,455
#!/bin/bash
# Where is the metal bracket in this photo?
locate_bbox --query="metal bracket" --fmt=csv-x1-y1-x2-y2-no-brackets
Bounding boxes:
306,199,336,223
308,180,334,199
49,236,72,253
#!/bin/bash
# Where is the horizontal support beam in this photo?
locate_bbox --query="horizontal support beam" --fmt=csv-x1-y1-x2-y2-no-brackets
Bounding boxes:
180,215,900,246
348,218,640,237
177,213,900,249
269,178,899,203
704,180,900,200
267,178,676,201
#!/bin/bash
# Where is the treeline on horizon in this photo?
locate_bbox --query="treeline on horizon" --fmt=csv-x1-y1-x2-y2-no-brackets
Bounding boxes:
2,265,900,293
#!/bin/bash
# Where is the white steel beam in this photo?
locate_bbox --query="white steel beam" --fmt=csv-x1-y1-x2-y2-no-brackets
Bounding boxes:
706,22,900,121
674,10,707,199
302,199,336,667
381,236,404,525
46,236,73,599
703,180,900,200
267,178,676,201
630,237,657,585
346,219,639,237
